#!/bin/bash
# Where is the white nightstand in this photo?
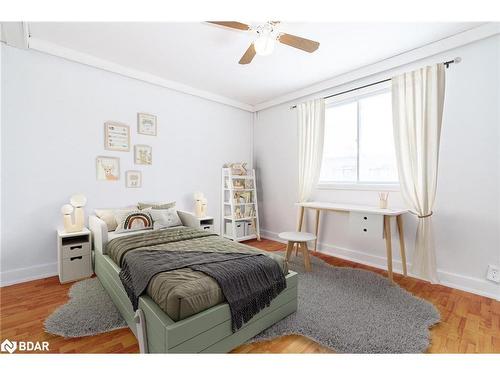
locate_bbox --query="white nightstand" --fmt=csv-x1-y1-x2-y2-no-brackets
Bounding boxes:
57,228,93,283
177,211,215,232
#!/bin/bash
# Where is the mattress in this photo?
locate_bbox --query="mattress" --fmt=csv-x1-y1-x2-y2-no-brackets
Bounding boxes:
107,227,286,321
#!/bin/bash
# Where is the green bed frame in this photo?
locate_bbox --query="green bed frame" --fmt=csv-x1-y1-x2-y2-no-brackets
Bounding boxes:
94,250,298,353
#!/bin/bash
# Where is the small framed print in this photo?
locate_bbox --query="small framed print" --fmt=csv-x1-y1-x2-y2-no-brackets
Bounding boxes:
134,144,152,165
126,170,142,188
137,113,157,136
104,122,130,151
96,156,120,181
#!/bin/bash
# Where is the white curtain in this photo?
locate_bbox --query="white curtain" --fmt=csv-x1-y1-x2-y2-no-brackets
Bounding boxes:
297,98,326,202
392,64,446,283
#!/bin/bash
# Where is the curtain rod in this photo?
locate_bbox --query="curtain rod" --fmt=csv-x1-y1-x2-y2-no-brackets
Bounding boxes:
290,57,461,109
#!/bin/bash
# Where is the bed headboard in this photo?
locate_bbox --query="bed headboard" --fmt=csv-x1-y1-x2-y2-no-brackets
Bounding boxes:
89,215,108,254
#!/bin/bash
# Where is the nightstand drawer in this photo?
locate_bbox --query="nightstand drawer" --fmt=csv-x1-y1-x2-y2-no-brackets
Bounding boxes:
349,212,383,239
60,254,92,283
61,242,90,259
201,224,214,231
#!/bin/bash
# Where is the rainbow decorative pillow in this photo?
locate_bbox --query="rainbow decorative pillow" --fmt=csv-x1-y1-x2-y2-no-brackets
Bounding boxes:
114,210,153,233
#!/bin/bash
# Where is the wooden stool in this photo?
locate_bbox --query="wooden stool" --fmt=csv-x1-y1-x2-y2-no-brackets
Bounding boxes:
278,231,315,272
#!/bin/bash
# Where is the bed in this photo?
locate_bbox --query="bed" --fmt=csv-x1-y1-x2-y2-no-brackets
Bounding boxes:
89,211,298,353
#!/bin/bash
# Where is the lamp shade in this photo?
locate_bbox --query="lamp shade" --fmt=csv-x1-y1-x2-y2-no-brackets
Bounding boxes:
194,191,205,200
61,204,74,215
70,194,87,207
254,33,275,56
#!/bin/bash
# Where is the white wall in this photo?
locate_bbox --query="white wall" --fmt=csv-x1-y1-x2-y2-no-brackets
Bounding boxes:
254,35,500,299
0,45,253,285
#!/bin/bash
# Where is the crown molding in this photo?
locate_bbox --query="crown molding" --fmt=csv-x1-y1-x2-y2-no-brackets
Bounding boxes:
254,22,500,111
0,22,29,49
27,36,255,112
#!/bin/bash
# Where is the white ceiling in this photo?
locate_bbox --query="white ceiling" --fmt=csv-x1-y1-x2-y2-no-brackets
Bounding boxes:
28,22,483,107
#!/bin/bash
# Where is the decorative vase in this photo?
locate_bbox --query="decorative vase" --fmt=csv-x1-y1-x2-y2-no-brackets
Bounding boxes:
378,192,389,209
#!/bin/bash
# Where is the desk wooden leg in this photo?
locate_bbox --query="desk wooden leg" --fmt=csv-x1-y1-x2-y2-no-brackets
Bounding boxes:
299,242,312,272
383,215,394,282
314,209,320,252
297,206,305,232
396,215,408,276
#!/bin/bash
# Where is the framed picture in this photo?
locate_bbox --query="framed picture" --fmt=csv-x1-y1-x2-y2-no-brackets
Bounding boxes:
137,113,157,136
134,144,152,165
104,122,130,152
125,170,142,188
96,156,120,181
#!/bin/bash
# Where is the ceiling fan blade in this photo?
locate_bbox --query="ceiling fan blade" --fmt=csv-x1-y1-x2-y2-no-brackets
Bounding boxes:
207,21,250,31
239,44,256,65
279,33,320,53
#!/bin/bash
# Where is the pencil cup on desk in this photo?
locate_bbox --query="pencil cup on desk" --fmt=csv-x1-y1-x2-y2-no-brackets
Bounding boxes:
378,192,389,209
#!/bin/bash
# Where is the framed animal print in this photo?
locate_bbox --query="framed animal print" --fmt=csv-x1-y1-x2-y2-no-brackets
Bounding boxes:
137,113,157,136
134,144,152,165
126,170,142,188
96,156,120,181
104,122,130,152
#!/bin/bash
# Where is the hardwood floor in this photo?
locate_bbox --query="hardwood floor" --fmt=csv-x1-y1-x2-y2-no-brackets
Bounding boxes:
1,238,498,354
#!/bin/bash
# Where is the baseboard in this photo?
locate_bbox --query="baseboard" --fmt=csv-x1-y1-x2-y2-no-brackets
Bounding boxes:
0,262,58,287
261,229,499,301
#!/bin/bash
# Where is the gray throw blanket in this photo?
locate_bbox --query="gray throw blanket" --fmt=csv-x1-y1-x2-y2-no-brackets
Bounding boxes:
119,250,286,331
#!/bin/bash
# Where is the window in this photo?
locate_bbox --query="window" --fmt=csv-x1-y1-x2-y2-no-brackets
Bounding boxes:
319,85,398,188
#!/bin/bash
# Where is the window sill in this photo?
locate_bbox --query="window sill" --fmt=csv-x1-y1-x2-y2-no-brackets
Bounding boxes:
317,183,400,192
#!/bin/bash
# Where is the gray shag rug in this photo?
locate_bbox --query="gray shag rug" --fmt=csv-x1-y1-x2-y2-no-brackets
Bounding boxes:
251,251,440,353
44,254,439,353
44,278,127,338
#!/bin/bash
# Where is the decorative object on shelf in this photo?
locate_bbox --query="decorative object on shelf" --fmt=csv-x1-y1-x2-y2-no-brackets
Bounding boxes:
96,156,120,181
244,178,253,189
244,206,255,218
134,144,152,165
232,179,244,189
126,170,142,188
378,192,389,209
60,193,87,233
233,191,251,204
137,113,157,136
194,192,208,218
223,162,248,175
234,207,243,219
104,122,130,152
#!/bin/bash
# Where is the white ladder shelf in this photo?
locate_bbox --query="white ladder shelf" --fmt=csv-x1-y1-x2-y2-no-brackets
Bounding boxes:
221,168,261,242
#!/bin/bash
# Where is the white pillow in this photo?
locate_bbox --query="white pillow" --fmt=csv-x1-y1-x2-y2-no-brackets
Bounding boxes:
114,210,153,233
144,208,182,230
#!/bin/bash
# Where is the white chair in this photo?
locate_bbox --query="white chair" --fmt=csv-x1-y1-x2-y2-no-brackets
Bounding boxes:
278,231,316,272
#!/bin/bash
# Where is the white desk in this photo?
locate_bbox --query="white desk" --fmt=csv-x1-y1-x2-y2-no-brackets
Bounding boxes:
296,201,408,282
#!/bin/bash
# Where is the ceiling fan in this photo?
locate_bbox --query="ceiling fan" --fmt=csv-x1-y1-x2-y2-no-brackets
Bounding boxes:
207,21,320,65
